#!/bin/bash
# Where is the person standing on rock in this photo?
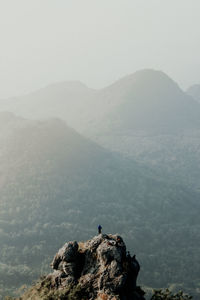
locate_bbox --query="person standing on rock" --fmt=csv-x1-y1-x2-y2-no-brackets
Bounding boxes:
98,224,102,234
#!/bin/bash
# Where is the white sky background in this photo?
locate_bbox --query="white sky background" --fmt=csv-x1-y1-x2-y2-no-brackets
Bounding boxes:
0,0,200,98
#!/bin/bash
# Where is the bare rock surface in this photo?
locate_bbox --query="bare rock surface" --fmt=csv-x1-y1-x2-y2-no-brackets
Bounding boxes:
20,234,145,300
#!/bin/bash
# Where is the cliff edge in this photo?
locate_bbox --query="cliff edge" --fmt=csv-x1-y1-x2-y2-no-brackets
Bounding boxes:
19,234,145,300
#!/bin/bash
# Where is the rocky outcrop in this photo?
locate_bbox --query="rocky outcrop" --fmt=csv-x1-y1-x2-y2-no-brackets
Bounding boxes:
20,234,145,300
50,234,145,299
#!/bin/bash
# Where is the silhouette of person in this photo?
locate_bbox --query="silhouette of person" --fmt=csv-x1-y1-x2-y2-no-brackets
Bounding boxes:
98,225,102,234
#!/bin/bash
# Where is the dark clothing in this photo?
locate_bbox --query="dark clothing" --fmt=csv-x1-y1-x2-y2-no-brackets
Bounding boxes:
98,225,102,234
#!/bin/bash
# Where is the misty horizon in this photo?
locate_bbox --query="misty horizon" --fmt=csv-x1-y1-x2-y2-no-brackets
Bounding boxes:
0,68,199,101
0,0,200,98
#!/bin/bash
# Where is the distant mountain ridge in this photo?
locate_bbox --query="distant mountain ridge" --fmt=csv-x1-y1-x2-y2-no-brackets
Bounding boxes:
2,69,200,189
1,69,200,134
0,80,96,131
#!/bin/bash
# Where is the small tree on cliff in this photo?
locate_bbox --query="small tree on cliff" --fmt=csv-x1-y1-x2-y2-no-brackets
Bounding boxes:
151,289,192,300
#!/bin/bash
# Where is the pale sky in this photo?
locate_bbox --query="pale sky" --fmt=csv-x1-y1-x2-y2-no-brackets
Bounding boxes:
0,0,200,98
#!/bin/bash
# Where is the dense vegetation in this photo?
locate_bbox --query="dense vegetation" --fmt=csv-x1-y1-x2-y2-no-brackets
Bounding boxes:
5,282,193,300
151,289,192,300
0,113,199,299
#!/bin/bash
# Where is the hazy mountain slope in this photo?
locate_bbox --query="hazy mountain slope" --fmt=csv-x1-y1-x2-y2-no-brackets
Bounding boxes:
84,70,200,191
0,81,96,131
187,84,200,103
2,69,200,189
91,69,200,134
0,112,200,298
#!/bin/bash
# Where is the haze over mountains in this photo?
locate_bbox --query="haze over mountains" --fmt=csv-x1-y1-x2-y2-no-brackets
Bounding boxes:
1,69,200,298
1,69,200,189
0,81,96,131
1,70,200,133
91,70,200,134
187,84,200,103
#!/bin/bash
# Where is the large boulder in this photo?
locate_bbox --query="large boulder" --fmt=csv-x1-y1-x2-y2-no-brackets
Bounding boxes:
19,234,146,300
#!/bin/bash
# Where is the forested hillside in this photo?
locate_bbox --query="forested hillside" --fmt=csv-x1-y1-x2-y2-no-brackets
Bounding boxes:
0,113,200,298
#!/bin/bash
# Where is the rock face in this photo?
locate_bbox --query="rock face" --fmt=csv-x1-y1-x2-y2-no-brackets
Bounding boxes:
40,234,145,300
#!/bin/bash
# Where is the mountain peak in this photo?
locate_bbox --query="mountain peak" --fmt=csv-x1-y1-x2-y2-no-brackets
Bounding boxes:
104,69,180,94
94,69,200,134
19,234,145,300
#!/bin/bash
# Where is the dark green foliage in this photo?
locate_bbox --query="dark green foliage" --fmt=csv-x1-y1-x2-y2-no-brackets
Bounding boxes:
17,278,88,300
151,289,192,300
